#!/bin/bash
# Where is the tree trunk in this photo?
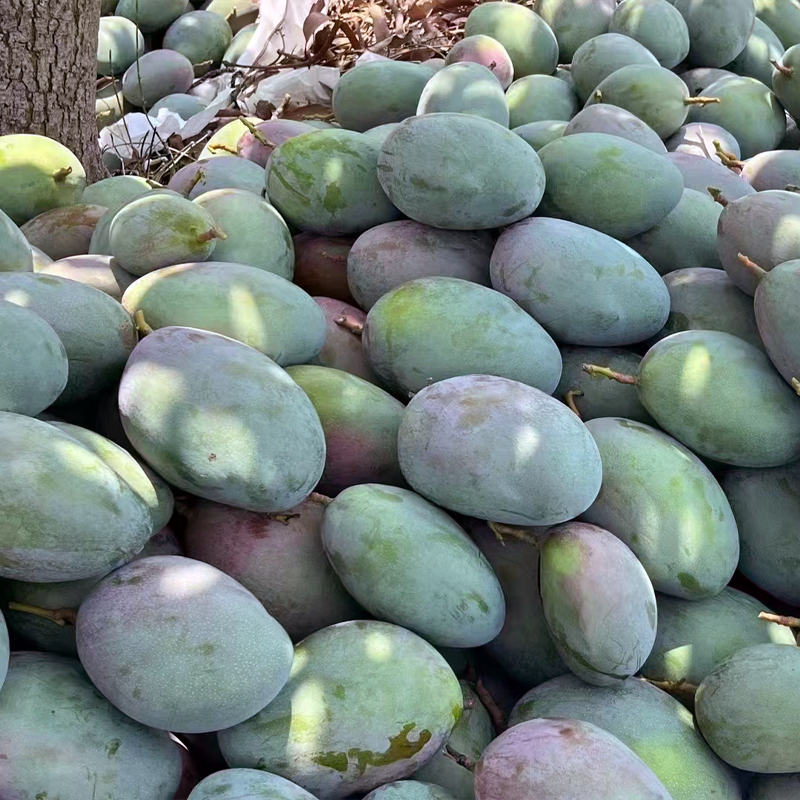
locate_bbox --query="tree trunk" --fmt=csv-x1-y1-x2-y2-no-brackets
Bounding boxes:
0,0,106,182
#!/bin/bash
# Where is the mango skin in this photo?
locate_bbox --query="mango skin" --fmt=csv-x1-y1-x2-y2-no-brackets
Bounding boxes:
564,104,666,154
0,271,136,404
169,156,266,199
192,188,294,279
570,33,660,103
537,133,684,240
184,496,363,641
0,613,5,689
513,120,567,150
77,555,293,733
506,74,578,127
537,0,615,62
398,375,602,527
293,233,355,304
688,75,785,159
509,674,742,800
581,417,740,599
188,769,318,800
445,34,514,89
625,189,723,274
417,62,510,127
718,190,800,295
333,61,434,132
286,366,405,494
123,261,325,365
413,682,494,799
665,122,741,163
721,461,800,606
199,116,259,159
347,221,491,311
116,0,185,32
491,217,669,346
267,130,401,236
217,620,463,800
0,207,33,272
0,134,86,225
742,149,800,189
475,718,673,800
638,330,800,467
38,254,136,301
675,0,755,66
728,17,784,86
755,259,800,386
163,10,232,67
541,521,657,686
667,151,756,201
377,113,545,231
97,15,145,76
749,775,800,799
680,66,736,95
0,413,153,582
363,277,562,396
696,644,800,772
463,2,558,77
237,119,316,167
0,300,68,416
118,326,326,512
20,203,107,260
611,0,690,68
642,588,796,686
755,0,800,48
150,92,208,118
555,346,653,424
322,485,505,648
651,268,762,350
365,782,457,800
122,48,195,107
0,652,182,799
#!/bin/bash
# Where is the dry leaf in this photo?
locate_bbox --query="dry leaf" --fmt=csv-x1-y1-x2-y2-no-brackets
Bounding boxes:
368,3,392,40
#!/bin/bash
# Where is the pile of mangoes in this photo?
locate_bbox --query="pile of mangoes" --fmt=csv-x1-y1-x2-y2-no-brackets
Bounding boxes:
3,0,800,797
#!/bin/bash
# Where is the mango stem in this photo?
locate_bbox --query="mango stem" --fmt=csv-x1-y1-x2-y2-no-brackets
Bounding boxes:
592,89,603,103
564,389,584,419
134,309,154,336
52,166,73,182
772,58,794,77
707,187,729,206
7,602,77,626
334,313,364,335
476,677,507,732
713,140,744,169
641,677,698,706
684,96,720,106
581,364,638,385
240,117,277,148
792,378,800,396
196,225,227,243
759,611,800,628
444,744,475,771
488,521,542,546
308,492,332,506
737,253,767,283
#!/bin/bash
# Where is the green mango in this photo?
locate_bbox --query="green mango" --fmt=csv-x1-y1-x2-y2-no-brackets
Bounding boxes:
333,61,434,132
540,521,657,686
202,0,258,33
610,0,690,68
199,116,259,159
721,460,800,606
491,217,669,346
0,207,33,272
76,555,293,733
537,133,684,239
641,588,796,685
727,17,784,86
121,49,195,108
667,151,756,200
771,43,800,118
696,644,800,772
674,0,756,67
650,268,762,349
0,652,181,798
184,496,362,642
397,375,602,526
554,346,653,423
625,190,723,274
116,0,185,32
741,149,800,189
0,272,136,403
506,75,578,127
570,33,659,103
286,366,405,494
150,93,208,118
564,104,666,154
322,484,505,648
749,775,800,799
445,34,514,89
119,326,326,512
97,16,145,76
168,156,266,199
536,0,615,62
680,66,737,95
293,232,356,304
188,769,318,800
512,120,567,150
688,75,785,159
347,220,492,311
413,682,495,799
475,718,673,800
82,175,155,212
365,782,457,800
509,674,742,800
755,0,800,48
96,80,127,130
580,417,740,598
636,330,800,466
377,113,545,230
223,23,257,64
267,129,401,236
417,62,509,127
754,259,800,387
463,2,558,77
467,519,565,688
37,254,136,301
0,134,86,225
587,64,701,139
665,122,741,162
0,300,67,415
717,190,800,294
363,277,562,396
217,620,463,799
20,203,107,260
0,611,6,690
163,10,232,67
0,412,153,581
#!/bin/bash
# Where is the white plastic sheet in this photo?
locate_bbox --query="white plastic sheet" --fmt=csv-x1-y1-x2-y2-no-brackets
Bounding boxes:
238,0,326,67
237,66,339,115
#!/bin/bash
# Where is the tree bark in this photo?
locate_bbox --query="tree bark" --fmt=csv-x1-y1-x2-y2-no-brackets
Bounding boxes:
0,0,106,182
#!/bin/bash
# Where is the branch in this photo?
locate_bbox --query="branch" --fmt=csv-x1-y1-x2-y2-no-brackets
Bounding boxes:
7,602,77,626
564,389,584,419
581,364,638,384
